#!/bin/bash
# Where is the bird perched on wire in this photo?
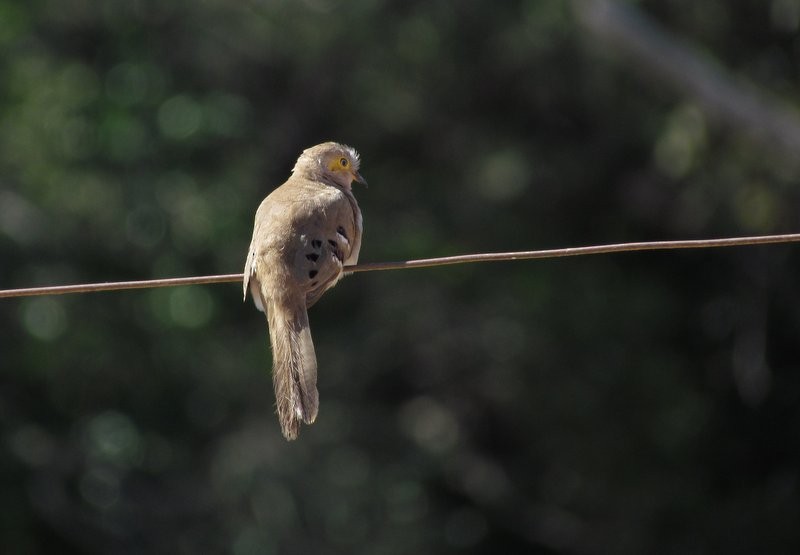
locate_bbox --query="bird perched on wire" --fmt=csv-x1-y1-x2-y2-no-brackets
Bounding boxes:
243,142,366,440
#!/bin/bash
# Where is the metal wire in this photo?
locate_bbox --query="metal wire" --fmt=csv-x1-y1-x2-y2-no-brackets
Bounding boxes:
2,233,799,299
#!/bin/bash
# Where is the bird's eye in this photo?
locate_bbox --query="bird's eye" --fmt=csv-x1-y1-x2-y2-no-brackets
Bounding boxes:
340,157,349,167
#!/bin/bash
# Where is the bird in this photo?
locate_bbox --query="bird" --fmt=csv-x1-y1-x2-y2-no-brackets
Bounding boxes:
243,142,366,440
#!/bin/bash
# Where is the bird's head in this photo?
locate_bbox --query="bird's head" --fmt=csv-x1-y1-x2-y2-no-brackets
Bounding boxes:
293,142,367,190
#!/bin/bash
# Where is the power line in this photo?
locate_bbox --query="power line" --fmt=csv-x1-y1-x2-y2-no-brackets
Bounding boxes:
1,232,799,299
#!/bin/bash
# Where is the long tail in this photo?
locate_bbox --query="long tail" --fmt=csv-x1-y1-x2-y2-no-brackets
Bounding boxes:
265,296,319,440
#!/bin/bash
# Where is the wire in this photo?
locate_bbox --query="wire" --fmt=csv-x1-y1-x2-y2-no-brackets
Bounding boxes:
0,274,244,299
1,232,799,299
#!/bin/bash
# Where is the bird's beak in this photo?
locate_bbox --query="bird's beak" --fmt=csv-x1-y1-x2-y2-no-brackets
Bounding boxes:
353,170,368,187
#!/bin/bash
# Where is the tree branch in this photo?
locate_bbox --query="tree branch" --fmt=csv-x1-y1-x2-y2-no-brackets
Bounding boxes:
573,0,800,167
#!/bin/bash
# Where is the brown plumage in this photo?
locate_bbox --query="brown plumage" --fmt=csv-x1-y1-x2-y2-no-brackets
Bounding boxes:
243,142,365,440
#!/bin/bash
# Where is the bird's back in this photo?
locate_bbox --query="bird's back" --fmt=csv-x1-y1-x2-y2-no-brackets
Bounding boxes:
244,175,361,308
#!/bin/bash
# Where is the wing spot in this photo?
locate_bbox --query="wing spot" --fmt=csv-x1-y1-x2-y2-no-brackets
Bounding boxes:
306,253,319,262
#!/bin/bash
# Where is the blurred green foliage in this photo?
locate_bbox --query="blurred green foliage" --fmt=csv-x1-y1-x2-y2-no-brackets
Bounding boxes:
2,0,800,553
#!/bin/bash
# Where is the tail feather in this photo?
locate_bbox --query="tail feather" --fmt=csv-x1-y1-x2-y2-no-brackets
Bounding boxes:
265,296,319,440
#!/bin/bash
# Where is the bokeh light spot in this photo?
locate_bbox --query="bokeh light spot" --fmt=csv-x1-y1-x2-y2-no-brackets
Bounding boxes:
105,62,152,106
9,424,56,466
654,105,706,178
79,466,121,510
20,297,67,341
86,411,143,467
474,148,531,202
397,396,460,452
168,286,214,328
203,93,250,137
101,112,149,162
733,182,780,232
158,95,203,140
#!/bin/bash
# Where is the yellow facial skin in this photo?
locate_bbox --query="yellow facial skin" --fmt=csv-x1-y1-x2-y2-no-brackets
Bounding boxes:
328,155,368,186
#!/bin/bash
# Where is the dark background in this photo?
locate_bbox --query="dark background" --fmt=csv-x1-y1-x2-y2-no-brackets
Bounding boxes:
2,0,800,553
